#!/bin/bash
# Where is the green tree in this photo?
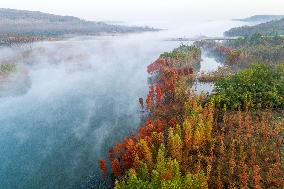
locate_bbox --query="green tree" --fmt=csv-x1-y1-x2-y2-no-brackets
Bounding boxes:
212,63,284,109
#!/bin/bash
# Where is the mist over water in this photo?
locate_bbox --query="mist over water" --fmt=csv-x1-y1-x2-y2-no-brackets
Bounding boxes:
0,19,243,188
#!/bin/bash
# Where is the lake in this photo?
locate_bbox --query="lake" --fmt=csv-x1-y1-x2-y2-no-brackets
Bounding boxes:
0,19,244,189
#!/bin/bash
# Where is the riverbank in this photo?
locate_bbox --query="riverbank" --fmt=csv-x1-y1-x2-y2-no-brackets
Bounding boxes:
101,39,284,188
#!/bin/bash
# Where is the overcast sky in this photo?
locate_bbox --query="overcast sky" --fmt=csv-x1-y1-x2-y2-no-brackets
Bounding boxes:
1,0,284,22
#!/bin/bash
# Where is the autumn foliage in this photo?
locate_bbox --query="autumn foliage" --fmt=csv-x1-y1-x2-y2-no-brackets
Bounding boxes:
98,159,107,178
98,45,284,188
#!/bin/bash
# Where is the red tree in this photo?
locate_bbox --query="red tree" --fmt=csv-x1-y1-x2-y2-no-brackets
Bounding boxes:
156,83,163,105
112,159,122,178
98,159,107,178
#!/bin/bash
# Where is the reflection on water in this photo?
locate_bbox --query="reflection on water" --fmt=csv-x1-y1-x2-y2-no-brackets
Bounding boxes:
193,51,223,93
199,54,222,73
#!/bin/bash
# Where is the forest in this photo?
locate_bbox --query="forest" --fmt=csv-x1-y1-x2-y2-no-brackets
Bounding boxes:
97,34,284,188
225,18,284,36
234,15,284,23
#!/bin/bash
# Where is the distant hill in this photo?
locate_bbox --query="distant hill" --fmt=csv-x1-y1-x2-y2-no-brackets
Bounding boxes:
0,8,158,37
225,18,284,37
234,15,284,23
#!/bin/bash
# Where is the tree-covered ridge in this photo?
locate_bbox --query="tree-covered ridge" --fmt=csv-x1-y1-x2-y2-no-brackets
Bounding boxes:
98,45,284,188
234,15,284,23
0,8,158,40
195,34,284,69
224,18,284,37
